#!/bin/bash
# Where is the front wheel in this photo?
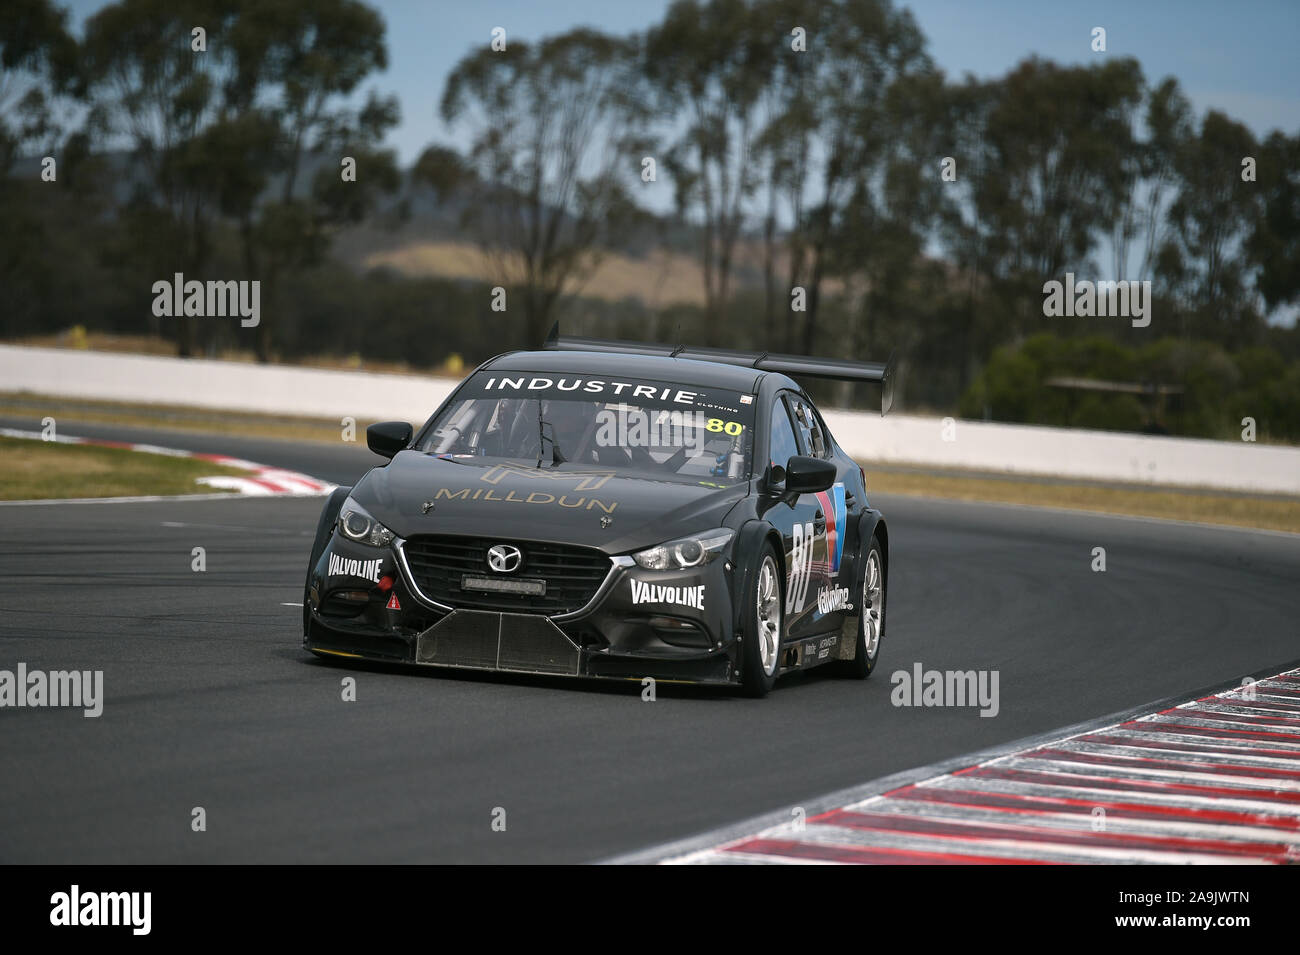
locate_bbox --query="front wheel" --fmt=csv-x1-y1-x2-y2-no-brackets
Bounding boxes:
837,539,885,679
740,543,784,697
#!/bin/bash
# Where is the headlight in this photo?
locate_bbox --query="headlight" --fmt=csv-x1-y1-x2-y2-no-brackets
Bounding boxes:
337,499,396,547
632,529,733,571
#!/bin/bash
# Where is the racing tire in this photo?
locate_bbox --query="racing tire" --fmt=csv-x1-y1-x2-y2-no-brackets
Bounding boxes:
740,542,784,697
836,538,885,679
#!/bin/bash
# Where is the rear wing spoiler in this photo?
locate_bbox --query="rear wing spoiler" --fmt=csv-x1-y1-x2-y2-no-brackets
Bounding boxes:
542,323,897,415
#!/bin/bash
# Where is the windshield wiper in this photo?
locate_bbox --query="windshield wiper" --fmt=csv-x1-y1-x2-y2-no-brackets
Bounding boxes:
536,400,560,468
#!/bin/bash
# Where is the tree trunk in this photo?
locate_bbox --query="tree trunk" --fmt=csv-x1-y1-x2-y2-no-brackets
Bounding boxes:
762,205,776,347
800,241,826,355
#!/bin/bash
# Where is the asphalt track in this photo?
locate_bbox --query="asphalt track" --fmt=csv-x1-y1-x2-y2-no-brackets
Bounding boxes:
1,415,1298,863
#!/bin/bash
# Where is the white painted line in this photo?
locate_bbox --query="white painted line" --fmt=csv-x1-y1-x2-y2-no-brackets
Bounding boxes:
161,520,313,534
0,493,247,506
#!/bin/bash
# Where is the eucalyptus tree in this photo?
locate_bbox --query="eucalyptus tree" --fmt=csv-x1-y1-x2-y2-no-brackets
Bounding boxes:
644,0,768,343
85,0,397,359
1161,110,1261,344
1248,129,1300,315
83,0,232,355
221,0,396,360
941,57,1143,351
0,0,76,173
756,0,934,354
442,28,642,347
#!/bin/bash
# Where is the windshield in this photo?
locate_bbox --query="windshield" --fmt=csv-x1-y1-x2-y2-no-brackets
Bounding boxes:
415,372,756,486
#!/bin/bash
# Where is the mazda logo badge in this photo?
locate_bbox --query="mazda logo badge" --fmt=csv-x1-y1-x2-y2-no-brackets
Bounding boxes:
486,544,523,574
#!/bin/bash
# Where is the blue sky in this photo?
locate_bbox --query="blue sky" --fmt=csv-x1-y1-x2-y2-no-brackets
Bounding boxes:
58,0,1300,165
332,0,1300,161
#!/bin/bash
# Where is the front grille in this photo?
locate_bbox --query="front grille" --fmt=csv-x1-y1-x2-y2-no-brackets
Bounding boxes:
416,611,581,675
402,535,611,614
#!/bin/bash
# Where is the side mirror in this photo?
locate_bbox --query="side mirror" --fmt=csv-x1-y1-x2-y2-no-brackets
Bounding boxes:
784,454,836,494
367,421,413,459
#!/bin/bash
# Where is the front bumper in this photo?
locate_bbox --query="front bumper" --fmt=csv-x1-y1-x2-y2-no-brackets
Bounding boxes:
304,534,742,685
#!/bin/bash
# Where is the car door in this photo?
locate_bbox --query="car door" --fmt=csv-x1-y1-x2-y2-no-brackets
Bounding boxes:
761,392,825,642
786,394,849,635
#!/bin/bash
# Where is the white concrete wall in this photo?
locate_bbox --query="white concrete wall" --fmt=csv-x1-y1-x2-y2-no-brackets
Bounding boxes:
820,409,1300,494
4,344,1297,494
0,345,454,422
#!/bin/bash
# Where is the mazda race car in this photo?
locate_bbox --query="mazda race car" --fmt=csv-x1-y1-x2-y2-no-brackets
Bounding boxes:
302,329,895,696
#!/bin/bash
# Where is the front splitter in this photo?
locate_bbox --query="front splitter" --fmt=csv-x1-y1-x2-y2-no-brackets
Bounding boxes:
307,607,739,685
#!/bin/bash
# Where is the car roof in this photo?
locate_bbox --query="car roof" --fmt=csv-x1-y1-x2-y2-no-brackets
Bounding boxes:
482,348,785,394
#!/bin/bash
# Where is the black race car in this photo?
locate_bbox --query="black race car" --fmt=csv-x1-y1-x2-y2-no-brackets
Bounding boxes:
302,328,895,696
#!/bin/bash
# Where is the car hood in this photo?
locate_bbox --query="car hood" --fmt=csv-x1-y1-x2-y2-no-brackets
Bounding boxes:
351,451,749,553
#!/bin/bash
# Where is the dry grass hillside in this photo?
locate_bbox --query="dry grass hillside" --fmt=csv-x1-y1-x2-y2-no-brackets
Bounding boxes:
362,237,847,307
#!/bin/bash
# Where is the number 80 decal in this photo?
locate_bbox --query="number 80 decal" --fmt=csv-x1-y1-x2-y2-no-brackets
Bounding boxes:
705,418,744,436
787,521,815,613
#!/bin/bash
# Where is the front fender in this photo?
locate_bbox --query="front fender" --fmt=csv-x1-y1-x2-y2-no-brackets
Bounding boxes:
730,519,783,642
827,509,888,660
309,486,353,570
304,485,352,636
853,508,888,592
856,508,888,629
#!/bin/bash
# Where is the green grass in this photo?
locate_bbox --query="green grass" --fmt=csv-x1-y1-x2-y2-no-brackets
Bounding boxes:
0,436,247,500
865,468,1300,534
